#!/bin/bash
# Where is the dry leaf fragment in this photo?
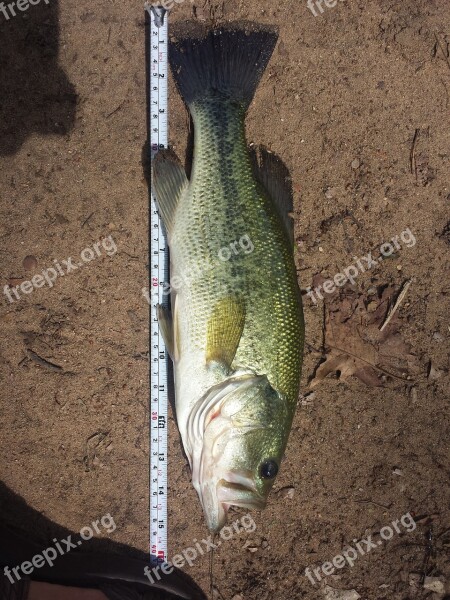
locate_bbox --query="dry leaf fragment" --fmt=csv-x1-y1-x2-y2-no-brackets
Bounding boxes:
310,285,421,388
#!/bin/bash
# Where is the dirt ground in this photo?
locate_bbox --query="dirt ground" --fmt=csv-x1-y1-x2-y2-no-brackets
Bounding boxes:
0,0,449,599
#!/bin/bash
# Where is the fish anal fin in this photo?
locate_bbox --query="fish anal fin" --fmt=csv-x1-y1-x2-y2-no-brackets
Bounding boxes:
152,149,188,235
250,145,294,243
206,297,245,370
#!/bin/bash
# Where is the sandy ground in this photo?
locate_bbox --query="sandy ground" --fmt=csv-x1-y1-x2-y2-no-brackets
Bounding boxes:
0,0,449,599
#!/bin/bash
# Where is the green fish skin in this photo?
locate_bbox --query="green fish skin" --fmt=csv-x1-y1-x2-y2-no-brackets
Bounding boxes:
153,21,304,532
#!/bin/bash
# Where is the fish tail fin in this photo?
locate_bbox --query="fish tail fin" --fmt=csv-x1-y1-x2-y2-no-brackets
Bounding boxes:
169,21,279,108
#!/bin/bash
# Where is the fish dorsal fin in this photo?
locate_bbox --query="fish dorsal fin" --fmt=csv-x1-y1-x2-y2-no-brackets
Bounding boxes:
250,145,294,243
152,149,188,235
206,297,246,370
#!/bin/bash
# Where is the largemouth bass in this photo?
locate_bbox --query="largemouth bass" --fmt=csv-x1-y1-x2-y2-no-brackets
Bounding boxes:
153,21,304,532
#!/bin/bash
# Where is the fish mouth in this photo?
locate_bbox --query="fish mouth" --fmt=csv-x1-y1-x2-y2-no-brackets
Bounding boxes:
217,473,266,509
200,471,266,532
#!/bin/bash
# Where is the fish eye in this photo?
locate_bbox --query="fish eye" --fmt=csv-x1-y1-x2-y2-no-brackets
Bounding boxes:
260,459,278,479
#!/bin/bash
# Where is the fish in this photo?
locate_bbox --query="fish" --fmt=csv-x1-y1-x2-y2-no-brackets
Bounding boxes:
152,21,304,532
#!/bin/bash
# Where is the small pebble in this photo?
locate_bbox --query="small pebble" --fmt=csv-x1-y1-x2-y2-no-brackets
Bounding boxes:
281,486,295,499
423,577,445,594
323,585,360,600
397,264,402,271
351,158,361,170
409,573,421,588
242,540,258,553
433,332,444,342
325,187,335,199
428,364,441,380
22,255,37,271
278,41,287,56
108,222,117,231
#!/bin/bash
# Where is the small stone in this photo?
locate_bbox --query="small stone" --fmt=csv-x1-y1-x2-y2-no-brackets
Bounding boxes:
428,363,441,380
423,577,445,594
242,540,258,552
433,332,444,342
231,595,243,600
318,246,324,252
392,468,403,476
261,540,269,549
409,573,421,588
281,486,295,499
351,158,361,170
278,41,288,56
367,301,378,312
299,393,315,406
193,7,207,21
108,222,117,231
325,187,335,199
22,255,38,271
323,585,360,600
397,264,402,271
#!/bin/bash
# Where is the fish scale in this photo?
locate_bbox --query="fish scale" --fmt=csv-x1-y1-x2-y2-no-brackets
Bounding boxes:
173,98,303,403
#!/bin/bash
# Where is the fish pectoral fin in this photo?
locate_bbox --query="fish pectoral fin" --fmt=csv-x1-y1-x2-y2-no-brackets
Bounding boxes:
157,304,174,359
250,145,294,243
206,297,245,370
152,149,188,235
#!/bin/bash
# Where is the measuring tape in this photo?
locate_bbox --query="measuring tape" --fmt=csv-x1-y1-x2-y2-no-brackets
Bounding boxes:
147,3,169,567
